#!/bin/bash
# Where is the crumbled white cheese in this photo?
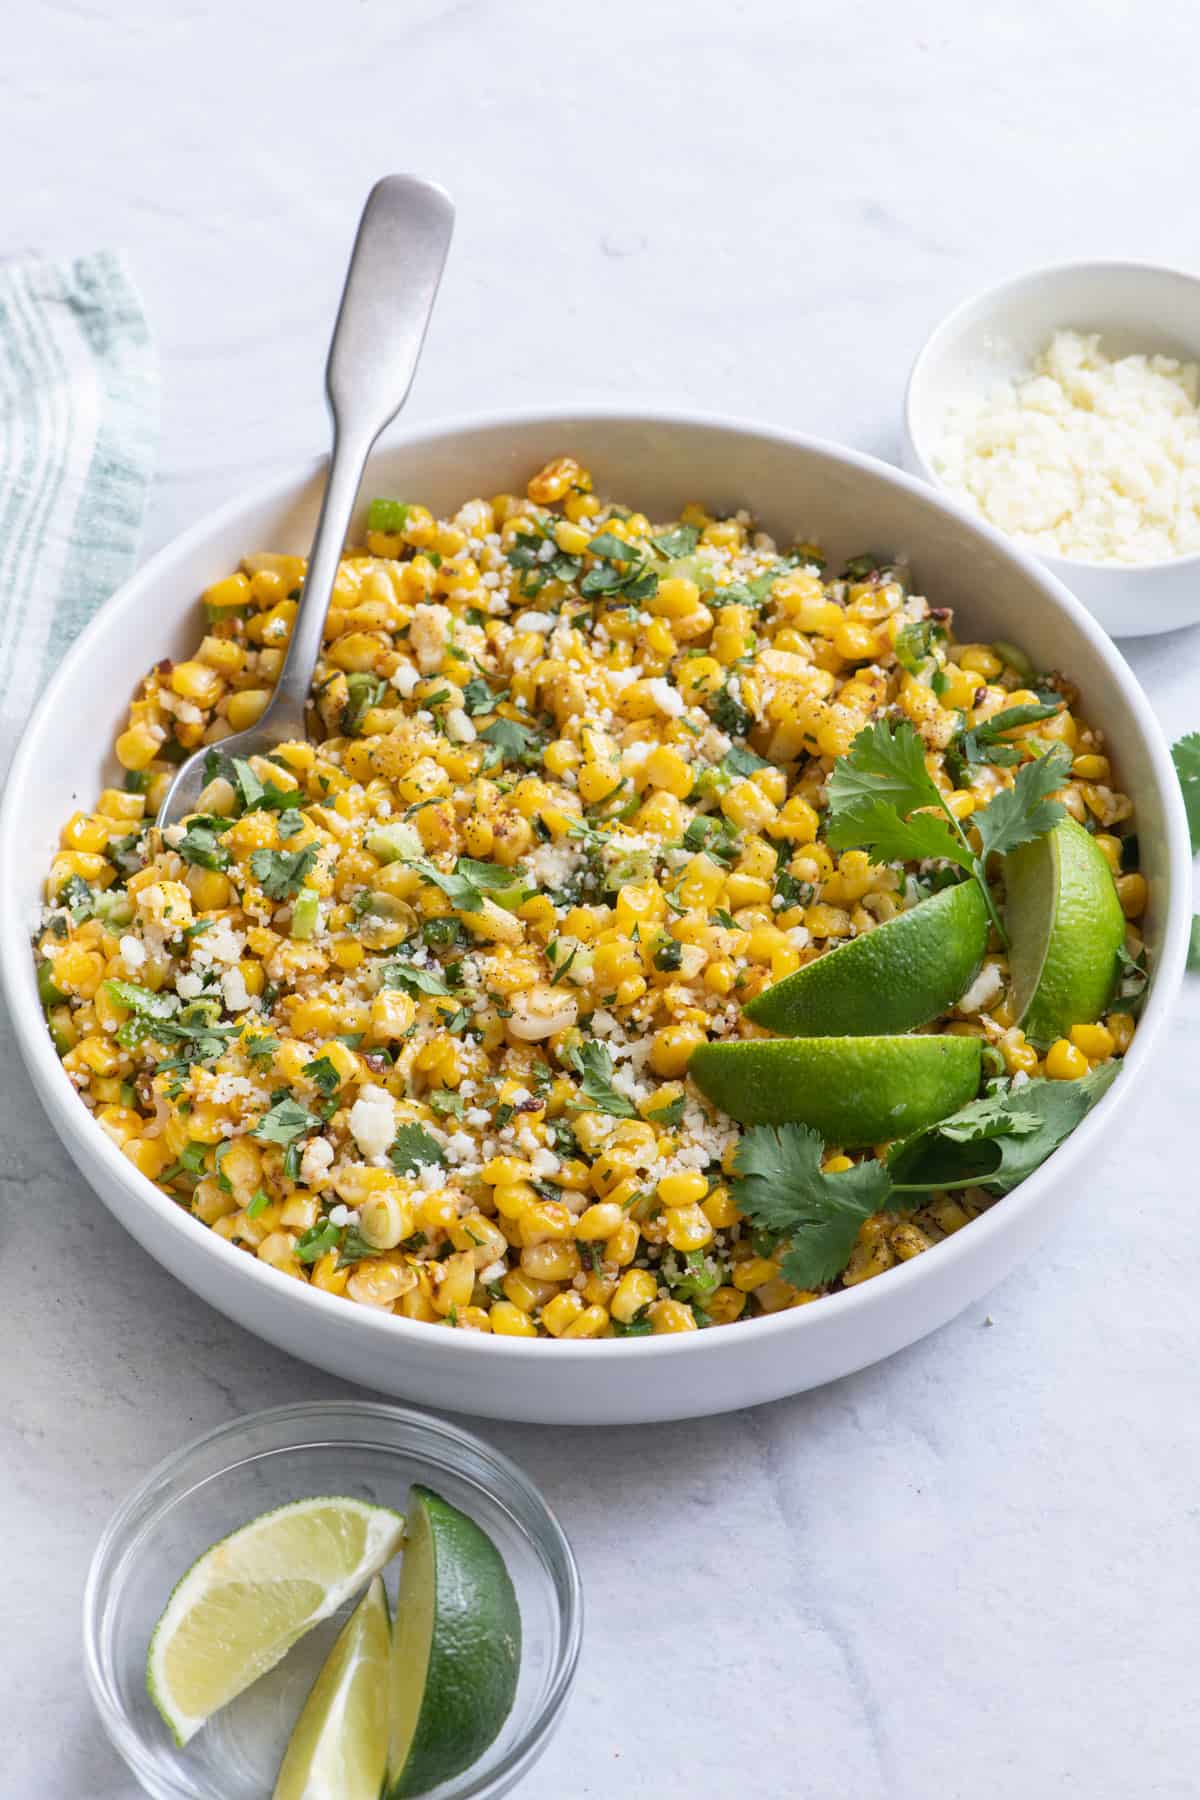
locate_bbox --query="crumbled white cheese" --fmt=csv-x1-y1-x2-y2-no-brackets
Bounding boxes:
192,919,245,967
119,934,145,969
221,967,254,1012
390,660,420,697
526,840,581,890
935,329,1200,563
348,1085,397,1161
514,610,555,633
956,960,1005,1016
300,1136,335,1189
644,676,684,717
175,971,207,1000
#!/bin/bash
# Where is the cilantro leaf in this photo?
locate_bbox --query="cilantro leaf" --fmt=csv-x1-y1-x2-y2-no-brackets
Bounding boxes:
251,1096,322,1145
1172,732,1200,854
963,700,1063,751
249,844,318,900
888,1064,1119,1195
406,856,482,909
176,819,231,872
380,957,452,998
461,677,501,716
710,683,751,737
723,743,771,777
646,1093,686,1129
457,858,520,893
1190,917,1200,973
933,1093,1040,1143
389,1124,447,1174
478,716,545,771
825,795,969,871
565,1040,638,1118
972,745,1071,863
203,749,264,813
337,1224,384,1268
579,532,660,603
650,524,701,559
585,530,632,560
827,718,943,819
730,1123,896,1289
302,1055,343,1095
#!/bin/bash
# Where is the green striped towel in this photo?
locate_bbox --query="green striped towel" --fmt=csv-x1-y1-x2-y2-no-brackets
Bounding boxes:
0,251,157,765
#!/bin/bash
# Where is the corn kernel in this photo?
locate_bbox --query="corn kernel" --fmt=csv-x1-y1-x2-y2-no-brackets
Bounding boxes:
1045,1038,1088,1080
1070,1021,1115,1061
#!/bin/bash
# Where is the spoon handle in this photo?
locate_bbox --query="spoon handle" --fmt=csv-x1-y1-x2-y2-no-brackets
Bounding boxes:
268,174,455,735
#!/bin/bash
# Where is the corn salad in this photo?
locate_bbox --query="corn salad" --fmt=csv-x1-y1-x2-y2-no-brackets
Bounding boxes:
36,457,1146,1336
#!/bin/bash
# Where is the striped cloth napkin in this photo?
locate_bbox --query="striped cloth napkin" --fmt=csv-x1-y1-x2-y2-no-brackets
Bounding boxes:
0,251,157,767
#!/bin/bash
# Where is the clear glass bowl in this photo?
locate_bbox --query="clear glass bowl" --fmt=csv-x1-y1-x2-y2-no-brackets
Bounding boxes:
83,1400,582,1799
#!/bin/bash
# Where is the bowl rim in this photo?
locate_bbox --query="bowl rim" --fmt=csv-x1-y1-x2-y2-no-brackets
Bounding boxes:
81,1397,584,1800
902,256,1200,574
2,401,1190,1374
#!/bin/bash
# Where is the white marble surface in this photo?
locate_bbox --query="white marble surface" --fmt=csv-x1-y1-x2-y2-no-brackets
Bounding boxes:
5,1,1200,1794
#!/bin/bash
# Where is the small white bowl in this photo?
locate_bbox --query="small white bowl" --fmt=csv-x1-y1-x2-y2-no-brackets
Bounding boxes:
1,408,1190,1423
901,260,1200,638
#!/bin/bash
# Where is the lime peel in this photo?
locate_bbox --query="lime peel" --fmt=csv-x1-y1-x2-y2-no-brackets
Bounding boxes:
385,1485,521,1799
745,880,989,1037
689,1035,983,1147
1005,816,1125,1044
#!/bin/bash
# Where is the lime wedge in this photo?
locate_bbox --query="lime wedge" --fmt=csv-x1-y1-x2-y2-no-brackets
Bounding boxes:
1005,816,1125,1045
147,1497,405,1747
688,1035,981,1146
385,1486,521,1799
745,880,989,1036
272,1577,391,1800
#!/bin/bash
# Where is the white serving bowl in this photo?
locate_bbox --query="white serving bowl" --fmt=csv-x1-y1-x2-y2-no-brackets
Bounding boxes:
1,409,1189,1424
901,260,1200,639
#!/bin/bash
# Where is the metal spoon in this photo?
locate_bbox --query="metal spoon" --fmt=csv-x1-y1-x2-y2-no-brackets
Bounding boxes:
156,173,455,829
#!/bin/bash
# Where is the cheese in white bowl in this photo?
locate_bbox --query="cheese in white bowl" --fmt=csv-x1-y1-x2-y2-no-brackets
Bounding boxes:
934,329,1200,565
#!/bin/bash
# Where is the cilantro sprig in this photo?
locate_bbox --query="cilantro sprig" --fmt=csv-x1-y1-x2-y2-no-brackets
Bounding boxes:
564,1040,638,1118
401,853,520,913
826,718,1071,943
732,1065,1118,1288
250,844,319,900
